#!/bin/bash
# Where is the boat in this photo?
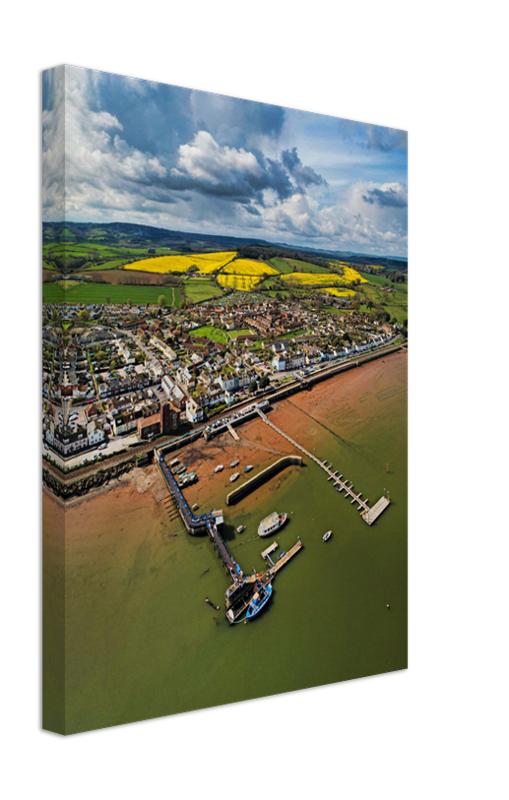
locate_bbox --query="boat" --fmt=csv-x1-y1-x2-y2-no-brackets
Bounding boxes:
230,459,239,468
246,583,273,620
244,464,253,473
277,550,286,560
323,530,332,542
170,458,179,467
213,464,224,473
236,525,245,534
230,472,240,482
258,511,288,538
192,503,199,511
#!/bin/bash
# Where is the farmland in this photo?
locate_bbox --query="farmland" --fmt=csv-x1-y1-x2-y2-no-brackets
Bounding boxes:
217,258,278,291
183,278,223,303
319,287,357,299
356,274,408,323
123,251,236,275
42,282,180,306
281,269,367,288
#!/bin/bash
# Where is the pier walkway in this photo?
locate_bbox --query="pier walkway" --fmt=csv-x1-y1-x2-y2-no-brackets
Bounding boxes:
263,539,303,579
158,450,305,624
226,423,240,441
256,409,389,525
158,454,243,582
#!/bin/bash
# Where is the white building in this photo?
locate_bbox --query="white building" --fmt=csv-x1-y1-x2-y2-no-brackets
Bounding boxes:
185,398,204,424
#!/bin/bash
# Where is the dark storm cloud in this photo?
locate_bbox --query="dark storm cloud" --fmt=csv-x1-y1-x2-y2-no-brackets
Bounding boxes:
362,187,407,207
281,147,327,187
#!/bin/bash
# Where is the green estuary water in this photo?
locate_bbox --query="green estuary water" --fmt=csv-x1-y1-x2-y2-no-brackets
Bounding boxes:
59,352,407,734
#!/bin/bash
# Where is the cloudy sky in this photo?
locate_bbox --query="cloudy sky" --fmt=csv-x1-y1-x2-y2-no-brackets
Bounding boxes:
42,66,408,256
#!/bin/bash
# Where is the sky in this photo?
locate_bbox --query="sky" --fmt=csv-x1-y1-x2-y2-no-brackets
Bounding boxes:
42,66,408,257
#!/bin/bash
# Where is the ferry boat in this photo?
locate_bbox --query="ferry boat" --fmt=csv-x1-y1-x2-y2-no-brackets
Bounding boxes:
323,530,332,542
246,583,273,620
244,465,253,473
230,472,240,482
236,525,245,534
213,464,224,473
230,459,239,468
258,511,288,538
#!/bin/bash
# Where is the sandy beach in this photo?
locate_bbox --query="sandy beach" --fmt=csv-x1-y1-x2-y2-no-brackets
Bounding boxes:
43,353,408,538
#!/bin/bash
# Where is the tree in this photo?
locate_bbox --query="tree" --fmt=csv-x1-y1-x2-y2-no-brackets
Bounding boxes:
79,309,90,321
259,375,270,389
126,298,132,307
249,380,257,393
158,294,167,308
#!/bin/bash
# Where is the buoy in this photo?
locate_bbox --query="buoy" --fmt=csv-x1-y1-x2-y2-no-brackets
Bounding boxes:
387,604,390,608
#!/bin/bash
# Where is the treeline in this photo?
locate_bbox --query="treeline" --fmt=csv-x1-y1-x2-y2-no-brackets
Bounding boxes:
237,244,330,270
360,265,407,283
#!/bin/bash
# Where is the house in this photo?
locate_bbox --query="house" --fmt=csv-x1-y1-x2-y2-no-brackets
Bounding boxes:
87,421,105,446
137,411,162,440
161,402,180,433
112,411,138,436
185,398,204,424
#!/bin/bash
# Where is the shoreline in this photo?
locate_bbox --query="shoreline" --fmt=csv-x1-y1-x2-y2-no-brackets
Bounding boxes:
45,349,407,520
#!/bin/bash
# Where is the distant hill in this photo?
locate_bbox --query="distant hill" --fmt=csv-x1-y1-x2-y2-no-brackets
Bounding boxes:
43,221,407,272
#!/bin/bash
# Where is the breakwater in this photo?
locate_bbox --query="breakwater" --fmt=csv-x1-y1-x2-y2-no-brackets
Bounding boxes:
225,456,303,505
42,458,140,501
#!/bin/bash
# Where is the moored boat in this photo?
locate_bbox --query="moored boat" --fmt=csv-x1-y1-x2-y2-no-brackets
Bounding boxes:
244,464,253,473
230,472,240,482
230,459,239,467
236,525,245,533
246,583,273,620
213,464,224,473
323,530,332,542
258,511,288,538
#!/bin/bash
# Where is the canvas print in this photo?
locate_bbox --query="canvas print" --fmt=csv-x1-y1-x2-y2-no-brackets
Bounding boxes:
42,66,408,735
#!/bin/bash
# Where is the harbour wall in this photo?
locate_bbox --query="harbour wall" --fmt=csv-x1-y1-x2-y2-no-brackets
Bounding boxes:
225,455,303,505
42,457,144,501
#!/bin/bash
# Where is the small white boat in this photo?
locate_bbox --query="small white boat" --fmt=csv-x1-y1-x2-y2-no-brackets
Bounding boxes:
323,530,332,542
237,525,245,533
244,465,253,473
192,503,199,511
230,472,240,482
214,464,224,473
230,459,239,467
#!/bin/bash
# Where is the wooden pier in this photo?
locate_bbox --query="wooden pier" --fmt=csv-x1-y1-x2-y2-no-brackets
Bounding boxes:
363,496,391,525
265,539,303,577
256,408,389,526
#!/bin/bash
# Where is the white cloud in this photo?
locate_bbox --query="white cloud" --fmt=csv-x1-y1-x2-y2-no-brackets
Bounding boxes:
172,131,262,185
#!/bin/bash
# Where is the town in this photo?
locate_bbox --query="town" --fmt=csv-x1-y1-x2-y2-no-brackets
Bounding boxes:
42,291,401,471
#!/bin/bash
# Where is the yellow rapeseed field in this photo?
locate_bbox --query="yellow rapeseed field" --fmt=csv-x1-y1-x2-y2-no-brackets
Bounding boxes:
123,251,236,274
282,266,367,287
217,274,261,292
319,287,357,298
220,258,278,276
217,258,278,292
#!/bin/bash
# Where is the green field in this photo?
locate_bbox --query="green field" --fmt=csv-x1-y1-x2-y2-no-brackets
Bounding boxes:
183,279,223,304
269,257,294,274
190,326,229,344
284,258,330,273
43,282,180,306
228,327,254,338
357,274,408,323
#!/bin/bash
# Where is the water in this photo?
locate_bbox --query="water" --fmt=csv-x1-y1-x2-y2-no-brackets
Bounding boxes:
58,352,407,733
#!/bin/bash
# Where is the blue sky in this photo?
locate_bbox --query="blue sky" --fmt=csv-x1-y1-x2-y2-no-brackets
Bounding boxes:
42,66,407,257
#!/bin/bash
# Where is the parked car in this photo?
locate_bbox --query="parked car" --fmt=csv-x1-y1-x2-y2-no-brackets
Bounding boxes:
98,443,107,450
